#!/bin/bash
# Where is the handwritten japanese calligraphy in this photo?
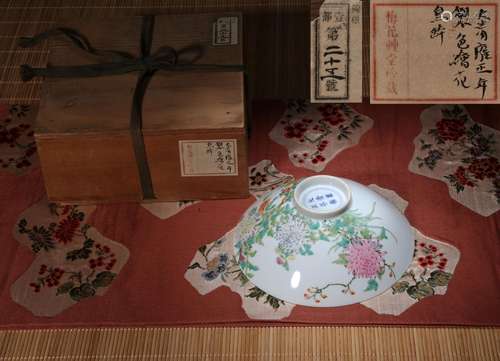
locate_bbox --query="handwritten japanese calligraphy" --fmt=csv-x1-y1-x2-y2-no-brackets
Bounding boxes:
385,10,399,95
179,139,238,177
430,5,494,100
311,0,362,103
371,0,498,104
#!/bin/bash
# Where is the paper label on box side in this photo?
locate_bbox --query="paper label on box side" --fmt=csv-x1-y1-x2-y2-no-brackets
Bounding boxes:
213,17,239,46
310,0,363,103
179,140,239,177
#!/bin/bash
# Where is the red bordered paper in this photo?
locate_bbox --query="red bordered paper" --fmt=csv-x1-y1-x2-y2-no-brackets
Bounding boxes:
370,0,500,103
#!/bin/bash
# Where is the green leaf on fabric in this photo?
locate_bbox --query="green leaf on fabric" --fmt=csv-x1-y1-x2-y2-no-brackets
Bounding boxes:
265,294,285,310
391,280,409,294
83,239,94,248
246,286,266,301
75,211,85,222
187,262,202,270
407,281,434,300
246,287,284,309
66,247,92,261
92,271,116,288
69,283,96,302
198,245,207,255
428,270,452,287
18,219,27,232
56,282,74,295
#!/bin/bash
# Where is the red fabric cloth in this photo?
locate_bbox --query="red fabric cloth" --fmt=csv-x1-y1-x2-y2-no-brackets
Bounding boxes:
0,101,498,328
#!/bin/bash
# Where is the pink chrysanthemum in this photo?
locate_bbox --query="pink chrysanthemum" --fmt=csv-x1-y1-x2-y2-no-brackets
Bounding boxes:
345,239,383,278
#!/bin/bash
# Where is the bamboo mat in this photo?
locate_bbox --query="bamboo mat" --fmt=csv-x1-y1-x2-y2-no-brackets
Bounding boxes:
1,1,499,360
0,0,310,100
0,0,373,101
0,326,499,361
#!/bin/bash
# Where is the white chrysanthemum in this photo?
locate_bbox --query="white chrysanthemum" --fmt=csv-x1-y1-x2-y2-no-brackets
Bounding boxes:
275,219,307,256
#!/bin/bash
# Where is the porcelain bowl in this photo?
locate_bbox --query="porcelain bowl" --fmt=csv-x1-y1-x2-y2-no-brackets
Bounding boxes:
234,176,415,307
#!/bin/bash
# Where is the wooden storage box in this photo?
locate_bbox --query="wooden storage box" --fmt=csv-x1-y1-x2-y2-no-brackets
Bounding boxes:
34,13,248,202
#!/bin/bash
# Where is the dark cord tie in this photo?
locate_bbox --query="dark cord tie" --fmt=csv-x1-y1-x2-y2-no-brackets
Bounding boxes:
19,15,244,200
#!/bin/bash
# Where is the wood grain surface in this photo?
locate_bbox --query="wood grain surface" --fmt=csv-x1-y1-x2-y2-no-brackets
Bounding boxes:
32,13,248,202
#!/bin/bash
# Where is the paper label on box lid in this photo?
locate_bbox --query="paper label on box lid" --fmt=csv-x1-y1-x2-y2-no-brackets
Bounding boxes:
213,17,239,46
370,0,500,103
179,140,238,177
311,0,363,103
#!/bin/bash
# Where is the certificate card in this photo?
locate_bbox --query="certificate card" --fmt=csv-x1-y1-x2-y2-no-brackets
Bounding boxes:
311,0,363,103
370,0,500,104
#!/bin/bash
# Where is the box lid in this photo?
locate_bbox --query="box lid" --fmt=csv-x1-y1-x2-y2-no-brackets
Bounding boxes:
35,13,244,135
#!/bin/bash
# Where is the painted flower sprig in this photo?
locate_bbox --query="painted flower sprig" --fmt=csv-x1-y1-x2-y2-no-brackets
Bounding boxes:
187,235,286,311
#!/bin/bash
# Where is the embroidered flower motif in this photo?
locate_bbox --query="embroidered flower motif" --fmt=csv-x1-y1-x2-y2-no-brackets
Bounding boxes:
416,242,448,270
27,239,120,300
271,100,371,172
54,218,80,244
467,157,500,180
345,239,384,278
88,243,116,271
451,166,475,188
14,201,127,316
29,265,64,292
392,239,454,301
202,253,229,281
0,104,36,170
318,104,336,116
494,178,500,202
249,171,267,186
36,265,64,289
318,104,345,127
416,106,500,211
248,160,293,198
27,225,55,253
435,118,466,141
284,122,307,139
